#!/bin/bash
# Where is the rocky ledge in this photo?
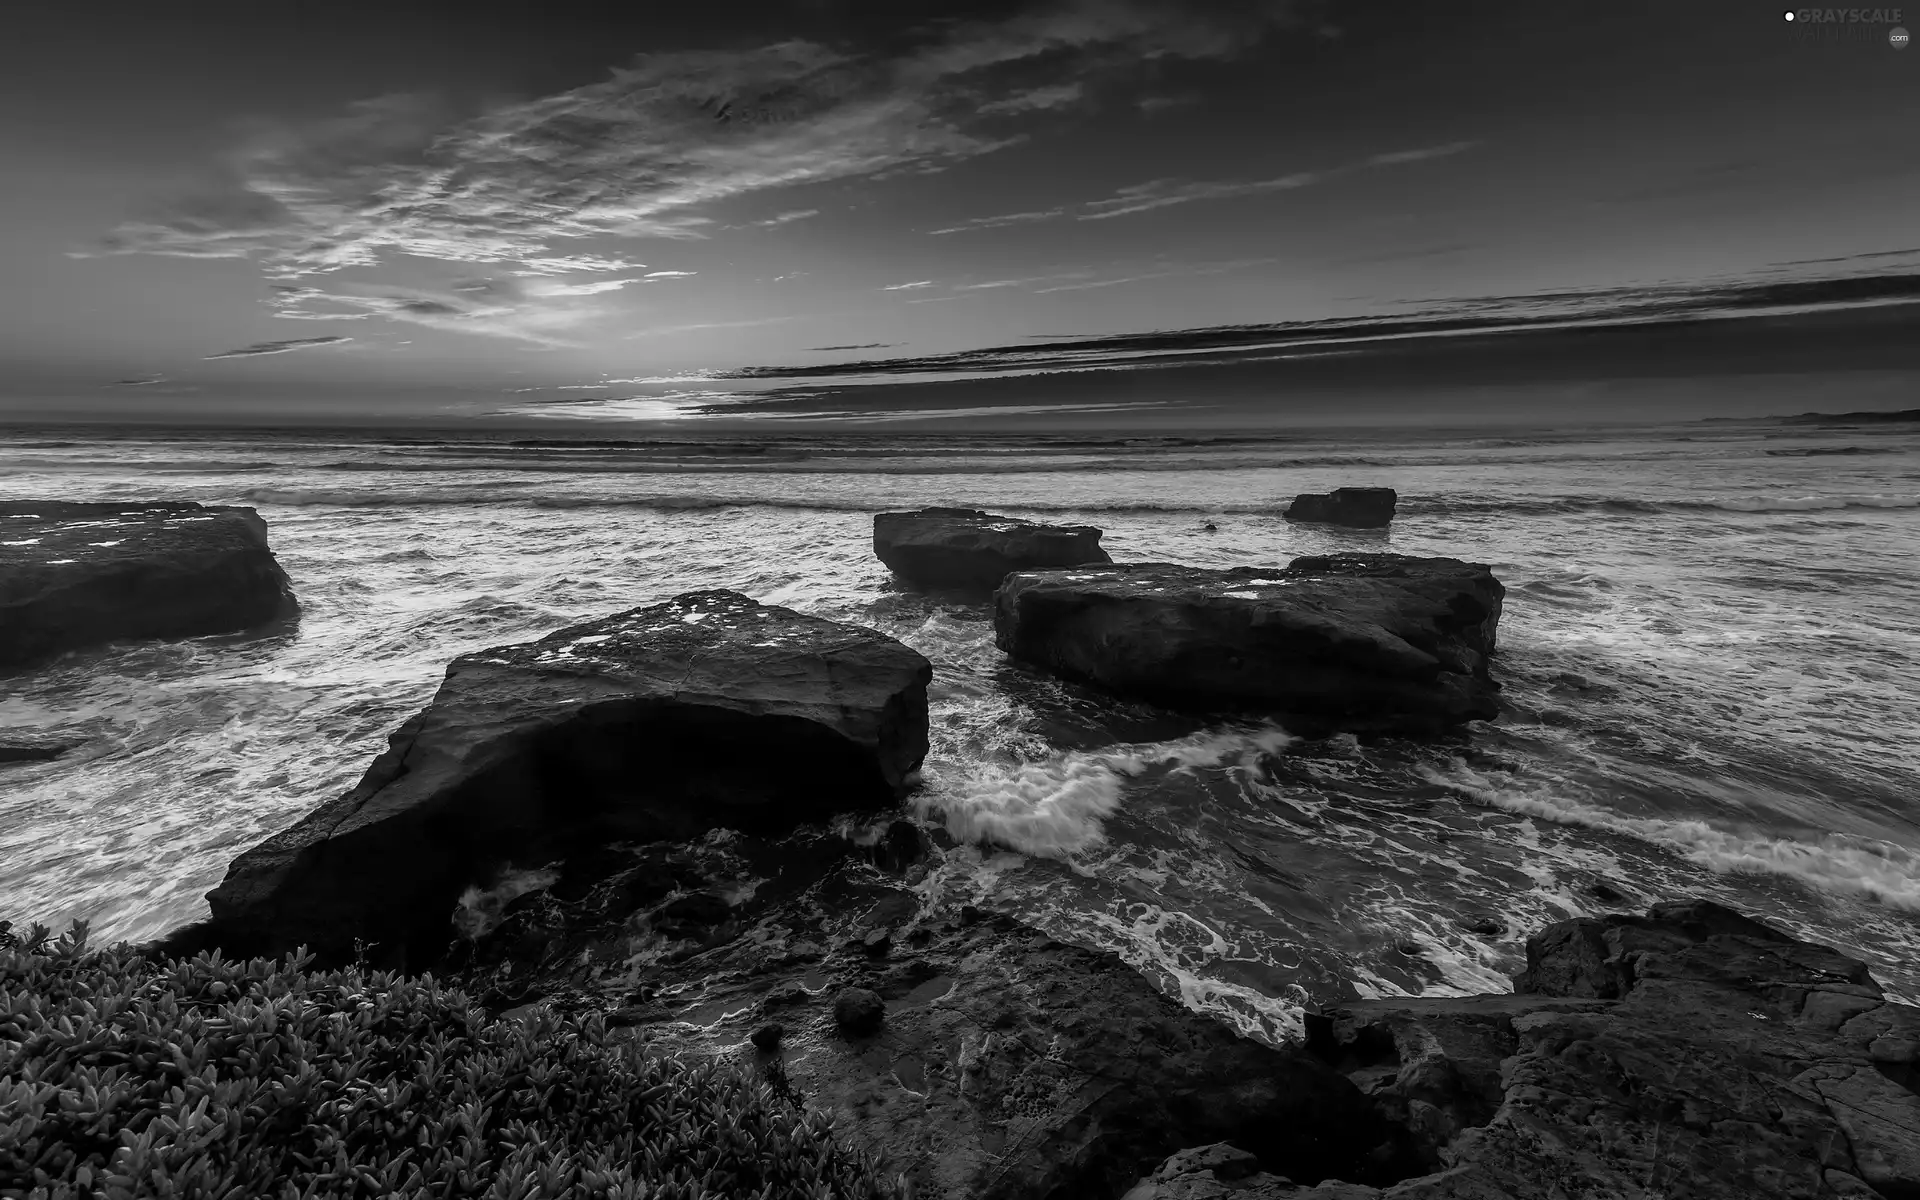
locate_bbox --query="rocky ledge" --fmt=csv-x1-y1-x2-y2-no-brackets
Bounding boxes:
188,590,933,970
1284,488,1398,529
1126,899,1920,1199
0,500,297,670
874,507,1111,594
993,552,1504,735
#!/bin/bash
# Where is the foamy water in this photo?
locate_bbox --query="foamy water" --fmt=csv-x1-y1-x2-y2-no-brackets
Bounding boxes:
3,420,1918,1043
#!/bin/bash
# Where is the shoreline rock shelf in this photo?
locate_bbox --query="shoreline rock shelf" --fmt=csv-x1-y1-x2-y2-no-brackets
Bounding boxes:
993,552,1504,736
1284,487,1398,528
195,589,933,970
1125,899,1920,1198
0,500,297,670
873,506,1111,593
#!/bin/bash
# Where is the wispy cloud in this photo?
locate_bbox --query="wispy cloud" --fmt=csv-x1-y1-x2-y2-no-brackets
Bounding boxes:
625,316,796,338
928,208,1067,235
978,83,1086,115
928,140,1480,232
750,208,821,228
882,280,937,290
1365,140,1479,167
643,270,698,278
84,0,1307,346
271,280,596,346
204,336,353,359
807,342,897,351
106,374,169,387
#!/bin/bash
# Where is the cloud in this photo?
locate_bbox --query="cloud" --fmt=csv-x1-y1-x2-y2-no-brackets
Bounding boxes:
1363,140,1480,168
977,83,1087,115
927,207,1069,235
106,374,169,387
807,342,896,351
270,280,596,346
1079,172,1324,219
750,208,821,227
625,316,796,338
643,270,698,278
86,0,1306,321
928,140,1481,231
204,336,353,359
882,280,937,290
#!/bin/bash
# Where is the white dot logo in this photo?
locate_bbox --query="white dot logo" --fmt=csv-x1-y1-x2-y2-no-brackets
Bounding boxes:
1784,8,1795,17
1892,25,1911,47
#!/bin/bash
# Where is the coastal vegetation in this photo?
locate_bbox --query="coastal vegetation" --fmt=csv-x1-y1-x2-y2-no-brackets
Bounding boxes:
0,920,899,1200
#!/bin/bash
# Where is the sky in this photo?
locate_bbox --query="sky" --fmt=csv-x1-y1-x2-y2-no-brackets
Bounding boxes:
1,0,1916,427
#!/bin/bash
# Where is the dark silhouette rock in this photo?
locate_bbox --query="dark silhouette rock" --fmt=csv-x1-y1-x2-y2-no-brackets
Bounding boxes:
1284,487,1398,528
1287,899,1920,1199
750,1022,784,1051
0,500,296,670
833,987,885,1036
201,590,932,969
873,507,1110,593
993,553,1504,735
0,737,76,765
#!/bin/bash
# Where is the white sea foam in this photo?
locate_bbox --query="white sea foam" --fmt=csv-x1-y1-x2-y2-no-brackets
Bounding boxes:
452,864,561,939
918,726,1294,858
1426,762,1920,911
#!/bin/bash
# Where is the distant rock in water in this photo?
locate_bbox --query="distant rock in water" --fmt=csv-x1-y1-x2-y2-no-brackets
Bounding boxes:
994,552,1503,735
873,507,1110,594
1284,486,1397,528
0,500,296,670
201,590,933,969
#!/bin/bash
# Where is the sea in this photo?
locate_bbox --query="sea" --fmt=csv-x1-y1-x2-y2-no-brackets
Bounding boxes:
3,420,1918,1047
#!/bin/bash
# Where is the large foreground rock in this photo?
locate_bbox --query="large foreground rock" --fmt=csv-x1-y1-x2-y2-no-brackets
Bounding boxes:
1285,488,1397,529
0,500,296,669
874,507,1111,593
993,553,1503,735
1123,899,1920,1199
199,590,933,969
432,836,1424,1200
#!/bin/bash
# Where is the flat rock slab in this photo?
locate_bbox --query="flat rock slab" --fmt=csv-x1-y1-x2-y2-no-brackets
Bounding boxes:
200,590,933,969
0,500,296,669
874,507,1110,594
993,552,1504,735
1158,898,1920,1199
1285,488,1398,529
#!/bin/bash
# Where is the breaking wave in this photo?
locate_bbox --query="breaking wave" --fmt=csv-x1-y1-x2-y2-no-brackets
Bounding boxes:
1426,762,1920,912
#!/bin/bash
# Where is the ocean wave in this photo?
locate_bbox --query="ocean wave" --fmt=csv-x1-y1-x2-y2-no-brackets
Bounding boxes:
233,483,1920,519
1425,762,1920,912
920,725,1295,857
236,485,1294,515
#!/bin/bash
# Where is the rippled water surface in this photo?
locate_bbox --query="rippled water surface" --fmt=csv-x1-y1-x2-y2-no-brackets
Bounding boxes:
4,421,1918,1045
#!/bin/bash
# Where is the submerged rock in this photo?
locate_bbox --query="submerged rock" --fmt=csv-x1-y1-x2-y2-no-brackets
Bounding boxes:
0,500,296,670
0,737,76,765
873,507,1111,593
993,552,1504,735
1284,487,1398,529
1279,898,1920,1198
199,590,932,968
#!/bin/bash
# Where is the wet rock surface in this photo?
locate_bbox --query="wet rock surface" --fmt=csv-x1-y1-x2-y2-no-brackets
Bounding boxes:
1208,899,1920,1199
428,832,1423,1200
192,590,933,969
993,552,1504,735
0,736,77,764
874,507,1111,594
0,500,296,670
1284,488,1398,529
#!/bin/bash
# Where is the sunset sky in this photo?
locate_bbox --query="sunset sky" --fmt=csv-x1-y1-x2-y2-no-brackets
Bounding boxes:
1,0,1915,424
